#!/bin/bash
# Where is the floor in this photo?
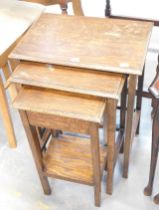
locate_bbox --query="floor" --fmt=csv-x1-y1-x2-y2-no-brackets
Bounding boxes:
0,1,159,210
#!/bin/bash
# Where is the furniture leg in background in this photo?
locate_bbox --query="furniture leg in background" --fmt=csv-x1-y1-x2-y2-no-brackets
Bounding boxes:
0,67,16,148
144,65,159,205
105,0,111,16
23,0,84,15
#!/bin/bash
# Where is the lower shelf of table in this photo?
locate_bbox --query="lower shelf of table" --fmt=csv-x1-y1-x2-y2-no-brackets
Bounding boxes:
43,134,107,185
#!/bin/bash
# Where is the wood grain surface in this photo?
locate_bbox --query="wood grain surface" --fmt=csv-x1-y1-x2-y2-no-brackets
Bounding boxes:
12,86,106,123
9,13,153,75
8,61,125,100
43,134,107,185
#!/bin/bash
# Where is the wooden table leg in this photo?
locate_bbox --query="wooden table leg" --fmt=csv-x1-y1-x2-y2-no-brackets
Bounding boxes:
106,99,117,194
136,65,145,134
120,79,127,153
90,124,101,207
123,75,137,178
154,194,159,205
2,63,18,100
0,74,16,148
19,110,51,195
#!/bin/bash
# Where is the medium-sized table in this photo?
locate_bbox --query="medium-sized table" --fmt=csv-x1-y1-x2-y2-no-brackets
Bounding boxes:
8,61,125,206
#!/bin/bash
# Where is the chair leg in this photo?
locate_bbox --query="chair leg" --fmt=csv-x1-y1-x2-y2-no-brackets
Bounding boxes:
154,193,159,205
60,0,68,14
19,111,51,195
72,0,84,15
90,124,101,207
144,102,159,196
0,74,16,148
106,99,117,194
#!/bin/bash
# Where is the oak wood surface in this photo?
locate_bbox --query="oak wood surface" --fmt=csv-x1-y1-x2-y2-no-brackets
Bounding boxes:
9,13,153,76
13,86,106,123
27,111,93,134
43,134,107,185
8,62,125,100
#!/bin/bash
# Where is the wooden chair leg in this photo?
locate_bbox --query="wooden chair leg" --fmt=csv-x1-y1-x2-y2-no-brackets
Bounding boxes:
123,75,137,178
0,74,16,148
144,103,159,196
19,111,51,195
60,0,68,14
90,124,101,207
154,193,159,205
106,99,117,194
72,0,84,15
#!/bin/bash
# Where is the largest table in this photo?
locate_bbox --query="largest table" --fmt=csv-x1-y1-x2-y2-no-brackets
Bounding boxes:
9,13,153,177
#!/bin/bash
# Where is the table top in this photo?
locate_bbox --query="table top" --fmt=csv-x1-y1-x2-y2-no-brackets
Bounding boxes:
13,86,106,123
8,61,125,100
10,13,153,75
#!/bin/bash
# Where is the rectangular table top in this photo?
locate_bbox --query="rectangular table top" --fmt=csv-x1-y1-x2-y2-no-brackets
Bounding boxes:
8,61,125,100
13,86,106,124
10,13,153,75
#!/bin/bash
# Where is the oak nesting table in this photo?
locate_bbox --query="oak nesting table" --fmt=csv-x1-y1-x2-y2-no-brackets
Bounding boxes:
8,13,152,205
